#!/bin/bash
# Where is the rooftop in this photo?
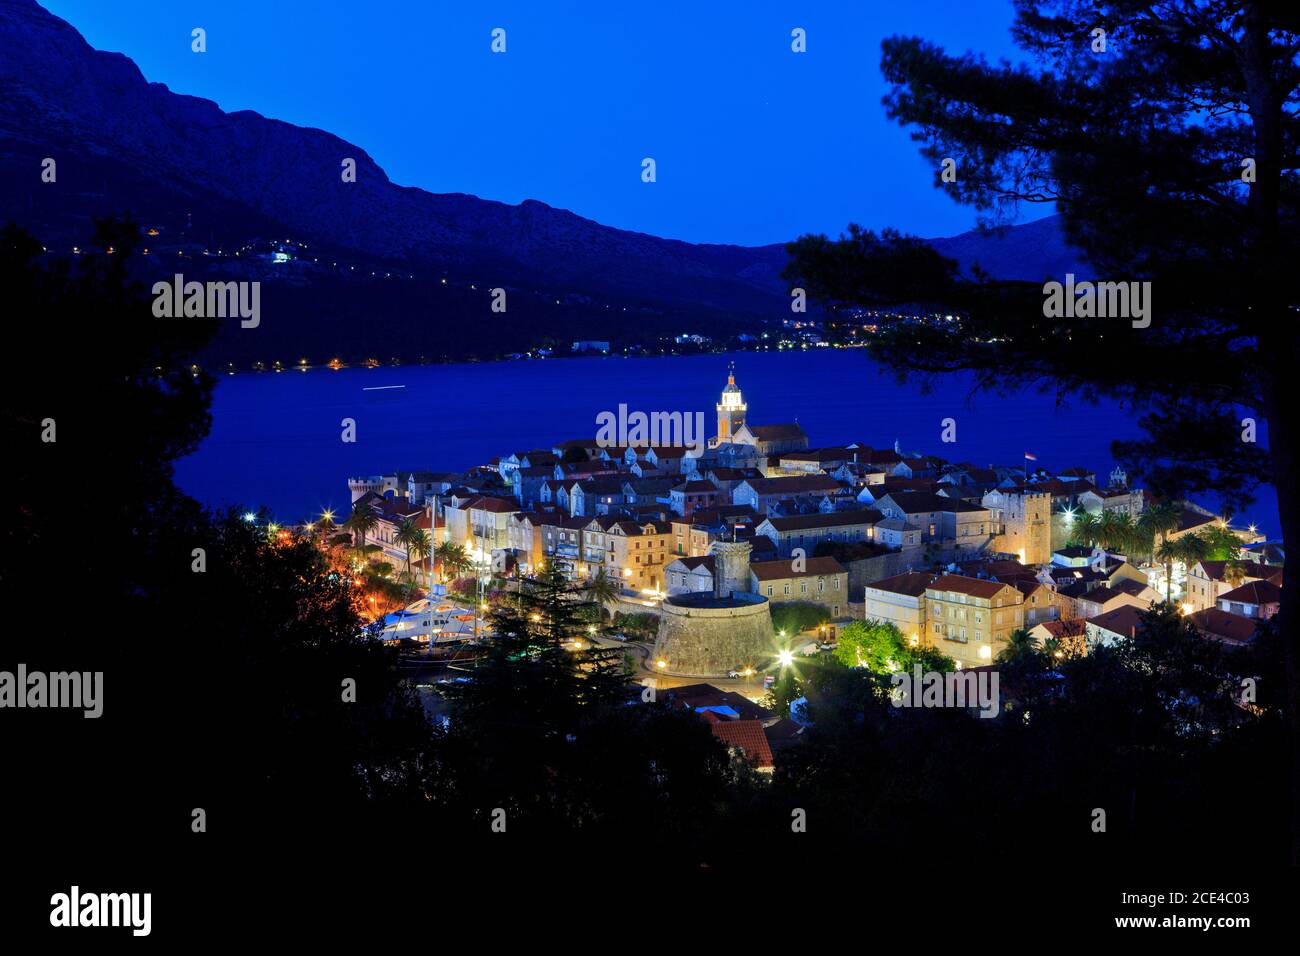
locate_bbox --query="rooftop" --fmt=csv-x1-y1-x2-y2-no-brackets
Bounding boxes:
750,556,846,581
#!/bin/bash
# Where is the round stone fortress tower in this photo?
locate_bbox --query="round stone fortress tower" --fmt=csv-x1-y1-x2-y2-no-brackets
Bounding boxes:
652,539,774,677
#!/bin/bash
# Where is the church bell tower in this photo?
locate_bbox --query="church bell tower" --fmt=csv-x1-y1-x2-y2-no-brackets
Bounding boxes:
716,362,747,444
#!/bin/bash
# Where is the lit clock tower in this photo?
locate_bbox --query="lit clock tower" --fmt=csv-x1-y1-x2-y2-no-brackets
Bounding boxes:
715,362,747,444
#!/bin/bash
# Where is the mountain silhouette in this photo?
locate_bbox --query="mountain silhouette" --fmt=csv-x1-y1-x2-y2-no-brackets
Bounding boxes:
0,0,1088,365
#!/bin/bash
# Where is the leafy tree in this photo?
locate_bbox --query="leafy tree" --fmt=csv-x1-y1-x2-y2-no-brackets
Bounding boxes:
1,222,435,866
770,601,830,637
834,619,956,674
782,1,1299,856
434,561,691,829
766,665,803,714
1198,523,1245,561
312,511,338,542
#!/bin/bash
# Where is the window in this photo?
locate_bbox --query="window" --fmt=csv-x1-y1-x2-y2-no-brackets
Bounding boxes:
766,585,773,596
783,584,791,596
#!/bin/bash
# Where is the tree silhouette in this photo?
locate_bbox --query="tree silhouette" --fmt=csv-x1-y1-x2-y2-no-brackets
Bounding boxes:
783,0,1300,860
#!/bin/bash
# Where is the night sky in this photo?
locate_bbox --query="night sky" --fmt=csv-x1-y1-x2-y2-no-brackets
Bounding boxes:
42,0,1038,245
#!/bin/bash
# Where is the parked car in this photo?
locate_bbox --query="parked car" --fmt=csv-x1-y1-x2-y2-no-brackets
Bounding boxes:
726,669,741,679
610,632,628,641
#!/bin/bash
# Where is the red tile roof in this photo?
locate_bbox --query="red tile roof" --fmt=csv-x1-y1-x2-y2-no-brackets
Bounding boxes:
1188,608,1259,644
866,571,935,598
747,423,807,441
710,719,774,768
742,475,842,495
1218,580,1282,605
1087,605,1145,639
1034,619,1087,640
750,556,846,582
762,509,881,532
927,574,1017,600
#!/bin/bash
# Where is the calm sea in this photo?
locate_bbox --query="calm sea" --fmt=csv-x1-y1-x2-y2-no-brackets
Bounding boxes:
174,349,1278,537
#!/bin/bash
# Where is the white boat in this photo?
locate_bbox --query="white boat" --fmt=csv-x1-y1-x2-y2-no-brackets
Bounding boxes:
375,598,485,644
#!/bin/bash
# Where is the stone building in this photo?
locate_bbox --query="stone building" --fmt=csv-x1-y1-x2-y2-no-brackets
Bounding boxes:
652,539,774,677
982,487,1052,565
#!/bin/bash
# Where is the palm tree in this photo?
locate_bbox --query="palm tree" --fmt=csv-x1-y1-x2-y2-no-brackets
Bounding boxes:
409,528,432,592
434,541,470,584
394,517,419,577
1157,533,1209,602
1137,500,1182,564
1096,510,1133,554
1068,510,1102,549
1155,538,1181,602
1224,559,1248,589
344,507,378,553
584,567,620,622
996,627,1038,664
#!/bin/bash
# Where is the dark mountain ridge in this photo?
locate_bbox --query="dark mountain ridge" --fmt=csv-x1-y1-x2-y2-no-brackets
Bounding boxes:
0,0,1087,365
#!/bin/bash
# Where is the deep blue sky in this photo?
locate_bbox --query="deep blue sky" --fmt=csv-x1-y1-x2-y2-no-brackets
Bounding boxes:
44,0,1034,246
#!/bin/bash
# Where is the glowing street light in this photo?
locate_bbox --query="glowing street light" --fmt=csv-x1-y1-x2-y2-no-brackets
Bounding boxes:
777,649,794,667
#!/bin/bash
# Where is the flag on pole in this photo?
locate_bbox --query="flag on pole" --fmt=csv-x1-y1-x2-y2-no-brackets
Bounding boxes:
1024,452,1038,461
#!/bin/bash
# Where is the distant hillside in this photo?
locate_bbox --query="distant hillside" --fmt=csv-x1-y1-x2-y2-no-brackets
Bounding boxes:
0,0,1088,365
930,215,1091,282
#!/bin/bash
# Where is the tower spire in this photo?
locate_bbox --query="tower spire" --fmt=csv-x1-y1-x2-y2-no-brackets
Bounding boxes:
716,362,747,444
